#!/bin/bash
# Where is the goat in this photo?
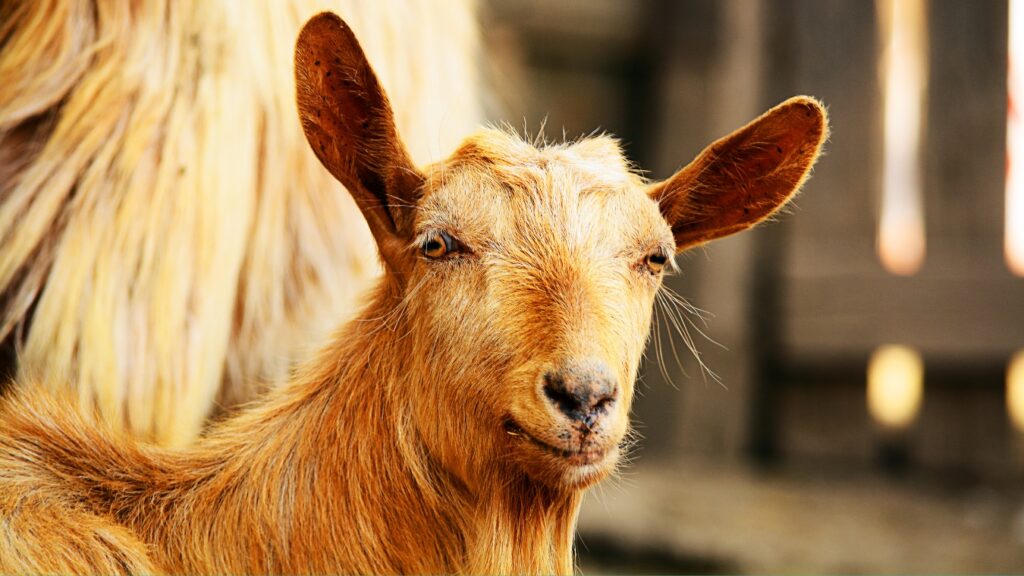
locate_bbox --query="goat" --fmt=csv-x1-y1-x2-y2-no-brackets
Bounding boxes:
0,0,480,446
0,12,828,575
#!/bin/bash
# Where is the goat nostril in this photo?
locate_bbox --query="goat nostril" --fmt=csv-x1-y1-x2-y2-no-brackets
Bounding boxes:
593,394,615,411
542,373,580,416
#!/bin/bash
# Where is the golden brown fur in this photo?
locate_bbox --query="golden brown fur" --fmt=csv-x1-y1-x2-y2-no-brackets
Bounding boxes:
0,12,828,575
0,0,481,446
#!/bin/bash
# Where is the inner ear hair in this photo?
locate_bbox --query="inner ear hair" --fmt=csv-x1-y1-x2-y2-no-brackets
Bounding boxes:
294,12,424,272
650,96,829,252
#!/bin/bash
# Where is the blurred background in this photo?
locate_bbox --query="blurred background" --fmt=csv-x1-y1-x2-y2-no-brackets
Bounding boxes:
480,0,1024,572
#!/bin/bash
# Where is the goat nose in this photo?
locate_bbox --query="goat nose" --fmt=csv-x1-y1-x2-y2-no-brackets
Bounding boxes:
542,362,618,427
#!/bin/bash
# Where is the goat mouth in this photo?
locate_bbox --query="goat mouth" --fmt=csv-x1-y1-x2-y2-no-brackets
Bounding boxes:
503,419,611,467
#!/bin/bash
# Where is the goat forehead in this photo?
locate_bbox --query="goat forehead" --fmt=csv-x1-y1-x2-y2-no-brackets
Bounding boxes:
421,131,665,246
487,131,636,191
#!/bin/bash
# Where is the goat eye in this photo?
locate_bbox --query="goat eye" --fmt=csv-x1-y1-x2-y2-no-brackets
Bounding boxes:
645,252,668,274
423,231,457,259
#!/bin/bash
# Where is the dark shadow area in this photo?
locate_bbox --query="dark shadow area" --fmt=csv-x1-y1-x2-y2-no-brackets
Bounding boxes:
575,531,738,575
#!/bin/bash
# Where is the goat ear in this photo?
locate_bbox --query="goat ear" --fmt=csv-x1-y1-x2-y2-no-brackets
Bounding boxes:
295,12,423,272
649,97,828,252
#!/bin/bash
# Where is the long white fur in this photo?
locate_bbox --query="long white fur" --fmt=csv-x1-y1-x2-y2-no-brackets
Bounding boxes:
0,0,482,445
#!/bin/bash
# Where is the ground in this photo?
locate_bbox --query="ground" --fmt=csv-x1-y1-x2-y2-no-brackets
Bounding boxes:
577,456,1024,573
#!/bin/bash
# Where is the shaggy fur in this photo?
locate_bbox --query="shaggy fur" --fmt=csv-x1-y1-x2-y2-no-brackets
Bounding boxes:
0,12,828,575
0,0,481,446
